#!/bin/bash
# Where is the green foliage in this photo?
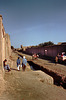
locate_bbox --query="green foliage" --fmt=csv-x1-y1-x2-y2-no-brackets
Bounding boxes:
38,41,54,47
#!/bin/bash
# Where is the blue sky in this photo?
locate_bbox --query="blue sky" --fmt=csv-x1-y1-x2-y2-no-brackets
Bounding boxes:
0,0,66,48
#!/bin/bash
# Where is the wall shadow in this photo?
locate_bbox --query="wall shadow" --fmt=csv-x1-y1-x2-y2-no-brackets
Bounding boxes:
28,61,66,89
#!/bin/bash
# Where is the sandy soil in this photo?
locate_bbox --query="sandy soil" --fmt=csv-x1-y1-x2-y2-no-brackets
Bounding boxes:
0,51,66,100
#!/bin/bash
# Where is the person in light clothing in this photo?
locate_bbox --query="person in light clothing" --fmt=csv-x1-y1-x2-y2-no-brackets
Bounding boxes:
22,56,27,71
17,57,21,70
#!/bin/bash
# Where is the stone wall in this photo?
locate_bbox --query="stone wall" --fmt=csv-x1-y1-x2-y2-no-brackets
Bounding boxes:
0,15,11,71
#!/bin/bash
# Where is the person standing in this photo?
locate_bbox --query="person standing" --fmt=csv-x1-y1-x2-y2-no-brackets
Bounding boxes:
22,56,27,71
55,55,58,65
17,57,21,71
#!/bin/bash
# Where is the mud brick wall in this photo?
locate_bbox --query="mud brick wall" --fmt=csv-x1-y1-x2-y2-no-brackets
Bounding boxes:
0,15,11,71
25,45,66,58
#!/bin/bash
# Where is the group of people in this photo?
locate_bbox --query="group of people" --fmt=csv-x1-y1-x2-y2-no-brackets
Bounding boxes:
17,56,27,71
3,56,27,72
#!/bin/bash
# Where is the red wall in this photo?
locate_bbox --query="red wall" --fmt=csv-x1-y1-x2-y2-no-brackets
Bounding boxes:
25,45,66,58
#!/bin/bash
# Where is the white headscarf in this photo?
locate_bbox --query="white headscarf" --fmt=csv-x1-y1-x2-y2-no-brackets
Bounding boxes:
23,56,25,59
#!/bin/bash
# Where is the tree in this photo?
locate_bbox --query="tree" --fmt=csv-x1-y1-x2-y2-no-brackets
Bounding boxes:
38,41,54,47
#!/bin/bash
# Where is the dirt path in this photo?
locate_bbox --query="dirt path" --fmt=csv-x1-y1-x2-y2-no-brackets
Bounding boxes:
0,51,66,100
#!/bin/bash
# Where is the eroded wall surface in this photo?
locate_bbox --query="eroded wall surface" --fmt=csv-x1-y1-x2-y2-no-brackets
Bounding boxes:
0,15,11,71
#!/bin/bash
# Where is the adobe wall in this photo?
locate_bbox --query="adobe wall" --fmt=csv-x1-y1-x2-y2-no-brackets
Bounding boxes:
25,45,66,58
0,15,11,71
0,15,3,69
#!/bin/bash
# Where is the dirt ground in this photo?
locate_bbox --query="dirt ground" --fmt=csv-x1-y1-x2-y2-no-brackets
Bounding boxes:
0,51,66,100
